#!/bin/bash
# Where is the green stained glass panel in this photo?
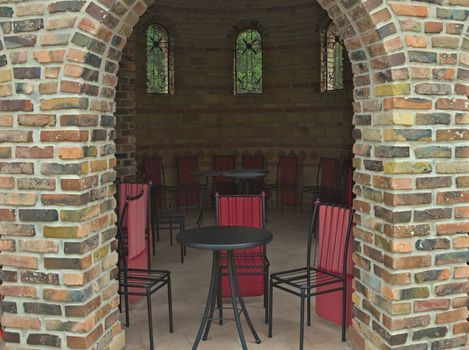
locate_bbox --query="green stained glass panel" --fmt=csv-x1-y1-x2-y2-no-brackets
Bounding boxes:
147,24,169,94
235,29,262,94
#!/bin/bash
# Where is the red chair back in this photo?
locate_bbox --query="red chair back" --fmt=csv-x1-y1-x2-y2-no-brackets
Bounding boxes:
177,156,199,185
127,193,147,260
279,156,298,185
318,157,339,188
216,193,266,297
143,158,165,208
213,155,236,182
310,203,353,276
343,164,353,206
242,155,264,170
117,182,152,272
176,156,199,205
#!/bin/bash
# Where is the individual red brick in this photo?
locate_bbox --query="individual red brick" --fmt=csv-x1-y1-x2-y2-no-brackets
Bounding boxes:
437,222,469,235
0,208,16,221
414,299,451,312
18,114,56,126
436,308,468,323
0,254,38,269
0,177,15,189
384,255,432,269
436,98,469,111
454,266,469,278
424,21,443,33
16,146,54,159
405,36,427,48
390,3,428,17
2,314,41,330
454,206,469,218
384,97,432,110
437,190,469,204
67,325,103,348
40,130,89,142
383,314,430,330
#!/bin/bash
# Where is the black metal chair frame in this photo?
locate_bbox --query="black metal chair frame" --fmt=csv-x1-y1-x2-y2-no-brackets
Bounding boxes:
117,192,174,350
267,155,299,211
175,156,205,212
142,157,176,210
268,201,353,350
215,192,270,324
301,157,340,213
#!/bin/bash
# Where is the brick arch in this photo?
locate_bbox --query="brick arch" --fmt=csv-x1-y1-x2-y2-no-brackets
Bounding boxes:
227,19,268,39
0,1,467,350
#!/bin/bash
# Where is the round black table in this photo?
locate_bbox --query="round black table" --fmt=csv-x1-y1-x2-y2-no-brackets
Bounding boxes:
190,170,225,226
177,226,273,350
222,170,268,194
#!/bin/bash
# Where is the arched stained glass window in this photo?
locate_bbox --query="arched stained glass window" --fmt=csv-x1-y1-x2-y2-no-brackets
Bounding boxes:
147,24,172,94
320,21,344,92
235,29,262,94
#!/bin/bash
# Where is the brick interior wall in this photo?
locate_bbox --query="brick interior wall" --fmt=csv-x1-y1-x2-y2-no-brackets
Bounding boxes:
116,0,355,193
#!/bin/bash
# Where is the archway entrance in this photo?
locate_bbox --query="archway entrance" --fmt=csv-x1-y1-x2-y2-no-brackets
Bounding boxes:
0,0,467,349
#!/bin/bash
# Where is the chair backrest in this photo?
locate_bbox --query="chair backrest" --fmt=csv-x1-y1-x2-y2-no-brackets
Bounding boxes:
307,202,353,277
143,158,166,208
341,161,353,206
127,192,147,260
317,157,340,188
242,154,264,170
278,155,298,186
177,156,199,185
213,155,236,184
117,182,151,221
117,191,145,272
215,192,266,229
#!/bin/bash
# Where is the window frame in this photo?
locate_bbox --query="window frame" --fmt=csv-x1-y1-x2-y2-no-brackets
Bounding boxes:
320,20,345,93
234,28,263,95
146,23,174,95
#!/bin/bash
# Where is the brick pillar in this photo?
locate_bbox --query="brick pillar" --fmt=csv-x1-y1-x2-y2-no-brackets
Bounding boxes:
0,1,154,349
314,0,469,349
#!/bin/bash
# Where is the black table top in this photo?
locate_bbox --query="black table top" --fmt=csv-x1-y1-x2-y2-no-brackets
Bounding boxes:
177,226,273,251
222,171,267,179
190,170,225,177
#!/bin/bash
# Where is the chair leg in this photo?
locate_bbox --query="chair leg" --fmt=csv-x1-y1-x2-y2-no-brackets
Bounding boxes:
124,285,130,327
180,245,184,263
341,283,347,341
218,269,223,325
152,224,157,255
268,278,274,338
156,223,160,242
169,222,173,246
147,290,154,350
300,290,305,350
300,189,304,214
264,265,269,324
307,292,311,327
168,276,174,333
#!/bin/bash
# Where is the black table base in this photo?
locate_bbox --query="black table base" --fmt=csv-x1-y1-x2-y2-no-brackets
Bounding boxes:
192,250,261,350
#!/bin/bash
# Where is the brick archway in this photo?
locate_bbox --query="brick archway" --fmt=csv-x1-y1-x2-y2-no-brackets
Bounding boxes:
0,1,467,349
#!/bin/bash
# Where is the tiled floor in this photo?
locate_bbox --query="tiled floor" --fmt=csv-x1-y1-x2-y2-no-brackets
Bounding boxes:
123,208,349,350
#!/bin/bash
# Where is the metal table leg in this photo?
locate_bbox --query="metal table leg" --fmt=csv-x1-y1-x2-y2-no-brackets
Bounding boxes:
192,252,220,350
196,177,209,227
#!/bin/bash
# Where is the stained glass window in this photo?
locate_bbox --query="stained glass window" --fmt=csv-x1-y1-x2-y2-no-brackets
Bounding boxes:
320,21,344,92
147,24,171,94
235,29,262,94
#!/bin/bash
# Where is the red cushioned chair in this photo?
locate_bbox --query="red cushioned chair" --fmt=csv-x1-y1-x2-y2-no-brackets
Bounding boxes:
143,157,175,209
117,181,152,271
213,155,237,195
176,156,203,212
117,191,173,350
301,157,340,213
269,201,354,350
215,192,270,323
268,155,299,211
242,154,266,194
